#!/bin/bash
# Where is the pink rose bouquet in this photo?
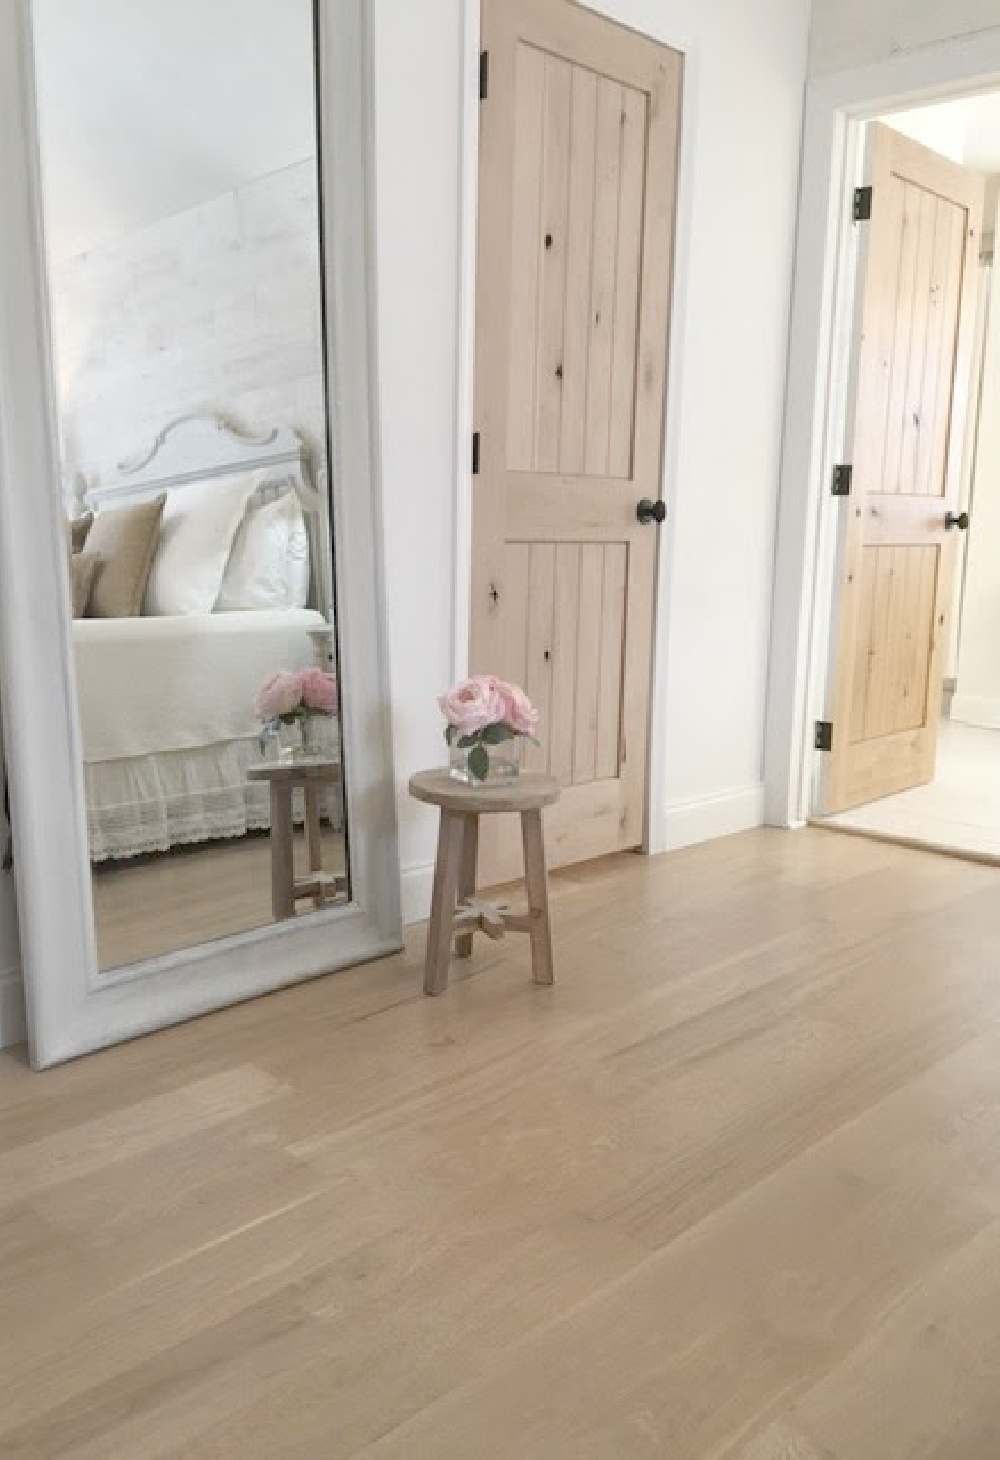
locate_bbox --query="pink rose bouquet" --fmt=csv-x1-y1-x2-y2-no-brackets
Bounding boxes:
439,674,539,783
256,667,338,758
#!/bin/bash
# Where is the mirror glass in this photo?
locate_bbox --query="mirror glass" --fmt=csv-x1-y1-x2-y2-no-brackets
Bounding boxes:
31,0,348,971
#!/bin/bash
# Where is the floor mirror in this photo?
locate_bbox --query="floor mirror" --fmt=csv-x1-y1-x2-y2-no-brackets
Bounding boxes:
0,0,401,1068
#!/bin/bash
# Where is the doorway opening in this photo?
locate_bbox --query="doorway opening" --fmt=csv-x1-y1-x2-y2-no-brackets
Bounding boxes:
809,93,1000,861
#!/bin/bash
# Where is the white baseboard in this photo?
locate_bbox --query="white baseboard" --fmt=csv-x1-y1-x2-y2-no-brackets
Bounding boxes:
663,782,766,852
0,965,25,1050
949,694,1000,731
400,862,436,925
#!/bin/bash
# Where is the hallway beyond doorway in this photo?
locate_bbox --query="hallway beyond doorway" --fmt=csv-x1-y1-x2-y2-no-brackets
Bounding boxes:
820,719,1000,863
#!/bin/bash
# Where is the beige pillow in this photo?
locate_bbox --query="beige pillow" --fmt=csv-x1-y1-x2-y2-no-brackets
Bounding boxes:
68,511,93,555
86,496,166,618
70,551,98,618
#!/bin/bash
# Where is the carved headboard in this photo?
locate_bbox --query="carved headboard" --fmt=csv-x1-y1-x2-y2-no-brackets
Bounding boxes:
74,414,333,619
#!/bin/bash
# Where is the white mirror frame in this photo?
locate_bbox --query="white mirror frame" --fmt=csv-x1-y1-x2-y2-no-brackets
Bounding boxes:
0,0,402,1068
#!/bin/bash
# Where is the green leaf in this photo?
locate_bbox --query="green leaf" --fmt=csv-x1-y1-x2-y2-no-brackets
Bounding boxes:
444,724,456,746
457,732,482,749
480,722,516,745
468,744,490,781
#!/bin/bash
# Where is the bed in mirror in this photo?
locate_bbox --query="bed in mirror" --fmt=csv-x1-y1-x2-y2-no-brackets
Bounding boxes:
69,416,347,970
0,0,400,1066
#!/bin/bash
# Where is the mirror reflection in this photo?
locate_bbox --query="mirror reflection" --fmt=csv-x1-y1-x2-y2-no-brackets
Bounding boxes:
33,0,348,971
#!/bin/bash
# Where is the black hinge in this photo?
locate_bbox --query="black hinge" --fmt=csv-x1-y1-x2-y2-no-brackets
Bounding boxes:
831,464,853,497
472,431,481,475
853,185,873,223
815,721,833,753
479,50,489,100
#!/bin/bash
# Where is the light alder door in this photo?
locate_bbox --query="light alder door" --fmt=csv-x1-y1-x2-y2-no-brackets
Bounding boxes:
472,0,681,882
822,125,982,813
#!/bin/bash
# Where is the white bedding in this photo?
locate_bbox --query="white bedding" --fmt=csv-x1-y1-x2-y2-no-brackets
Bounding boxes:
74,608,326,763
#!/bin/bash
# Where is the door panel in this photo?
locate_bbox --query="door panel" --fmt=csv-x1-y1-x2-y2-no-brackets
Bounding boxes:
822,125,981,813
474,0,681,882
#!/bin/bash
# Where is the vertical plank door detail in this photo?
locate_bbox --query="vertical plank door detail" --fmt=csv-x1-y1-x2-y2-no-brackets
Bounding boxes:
474,0,681,883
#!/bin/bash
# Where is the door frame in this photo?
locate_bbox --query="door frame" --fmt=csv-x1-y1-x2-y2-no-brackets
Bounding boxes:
764,31,1000,830
452,0,699,855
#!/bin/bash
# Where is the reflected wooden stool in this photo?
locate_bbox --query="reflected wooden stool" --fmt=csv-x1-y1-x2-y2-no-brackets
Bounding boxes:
408,769,561,995
248,760,345,920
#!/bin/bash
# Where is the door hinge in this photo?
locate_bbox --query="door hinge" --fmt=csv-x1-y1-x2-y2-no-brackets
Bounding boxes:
815,721,833,752
472,431,481,475
853,186,873,223
479,50,489,101
831,464,853,497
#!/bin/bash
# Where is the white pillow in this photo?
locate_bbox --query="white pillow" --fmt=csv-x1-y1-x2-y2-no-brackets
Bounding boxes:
144,471,260,615
216,488,311,611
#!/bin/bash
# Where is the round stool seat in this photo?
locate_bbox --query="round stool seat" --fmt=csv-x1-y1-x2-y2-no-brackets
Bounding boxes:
408,769,560,814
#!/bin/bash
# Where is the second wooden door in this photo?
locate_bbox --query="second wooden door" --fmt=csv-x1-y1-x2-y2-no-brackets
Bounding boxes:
822,125,981,813
472,0,682,881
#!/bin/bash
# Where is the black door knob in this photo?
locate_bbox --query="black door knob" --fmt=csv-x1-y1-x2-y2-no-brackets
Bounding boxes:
945,511,970,531
636,498,666,526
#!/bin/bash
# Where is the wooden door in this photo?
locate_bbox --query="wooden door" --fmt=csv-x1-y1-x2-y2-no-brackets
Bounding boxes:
472,0,681,882
822,125,982,814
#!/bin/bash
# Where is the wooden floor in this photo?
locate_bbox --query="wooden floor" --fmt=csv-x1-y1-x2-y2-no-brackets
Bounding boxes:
4,827,1000,1457
92,826,347,970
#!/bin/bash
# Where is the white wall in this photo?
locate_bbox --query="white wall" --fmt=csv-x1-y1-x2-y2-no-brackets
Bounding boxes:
375,0,811,911
810,0,1000,75
50,160,327,485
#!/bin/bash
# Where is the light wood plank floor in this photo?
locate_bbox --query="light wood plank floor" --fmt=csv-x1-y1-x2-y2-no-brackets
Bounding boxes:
4,827,1000,1457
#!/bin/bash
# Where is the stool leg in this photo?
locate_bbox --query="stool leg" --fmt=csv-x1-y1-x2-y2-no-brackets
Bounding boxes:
305,784,324,908
270,784,295,921
520,808,554,985
455,814,479,958
424,809,464,995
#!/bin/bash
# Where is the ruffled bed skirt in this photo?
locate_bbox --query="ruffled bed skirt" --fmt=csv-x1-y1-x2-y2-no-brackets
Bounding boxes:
85,738,338,863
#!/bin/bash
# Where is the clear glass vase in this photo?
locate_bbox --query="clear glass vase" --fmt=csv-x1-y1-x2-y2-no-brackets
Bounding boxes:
278,713,332,763
449,736,521,785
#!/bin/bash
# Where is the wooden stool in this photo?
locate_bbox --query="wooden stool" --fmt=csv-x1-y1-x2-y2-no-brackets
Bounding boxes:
408,769,561,995
248,760,345,920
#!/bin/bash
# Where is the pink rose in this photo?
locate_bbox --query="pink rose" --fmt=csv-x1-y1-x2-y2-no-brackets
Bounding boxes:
298,668,338,715
255,670,303,720
492,678,539,736
439,675,505,737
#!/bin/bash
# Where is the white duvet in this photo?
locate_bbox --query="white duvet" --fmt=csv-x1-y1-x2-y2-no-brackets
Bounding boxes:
74,609,327,763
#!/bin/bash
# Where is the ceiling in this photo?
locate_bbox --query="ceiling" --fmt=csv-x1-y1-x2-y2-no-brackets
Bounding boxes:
33,0,316,262
881,92,1000,174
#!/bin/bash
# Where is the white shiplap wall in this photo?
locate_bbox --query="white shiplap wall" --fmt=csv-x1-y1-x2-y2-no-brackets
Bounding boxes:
810,0,1000,75
50,159,327,485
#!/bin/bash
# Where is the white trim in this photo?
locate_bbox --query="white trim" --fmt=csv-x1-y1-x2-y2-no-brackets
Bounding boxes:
949,695,1000,730
0,0,402,1068
664,783,765,853
454,1,696,857
0,965,25,1050
451,0,480,684
401,862,436,925
765,29,1000,830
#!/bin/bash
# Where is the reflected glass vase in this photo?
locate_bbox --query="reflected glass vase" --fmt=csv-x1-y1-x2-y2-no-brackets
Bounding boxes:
278,712,333,763
449,736,521,785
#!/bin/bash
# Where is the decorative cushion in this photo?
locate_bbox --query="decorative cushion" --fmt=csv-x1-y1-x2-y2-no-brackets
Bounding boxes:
70,550,98,617
144,472,261,616
86,496,166,619
216,488,312,611
69,511,93,554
